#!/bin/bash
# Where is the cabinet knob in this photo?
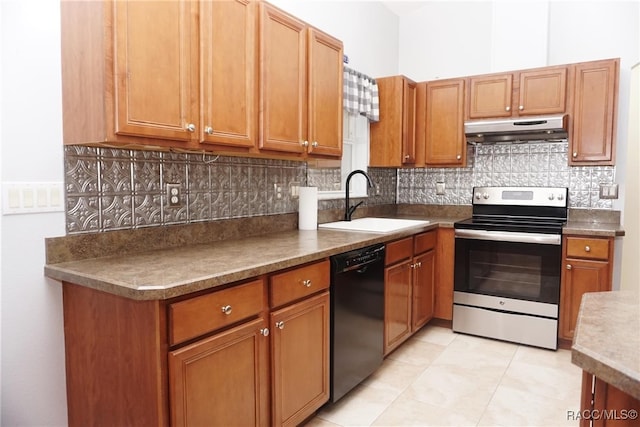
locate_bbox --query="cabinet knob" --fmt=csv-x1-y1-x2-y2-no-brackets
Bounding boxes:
585,246,591,252
260,328,270,337
410,263,415,269
301,140,309,147
221,305,232,315
186,123,196,132
566,264,572,270
416,261,422,268
519,105,524,111
204,126,214,135
573,152,578,158
456,154,461,160
404,155,410,160
312,141,318,148
275,321,284,330
302,279,312,288
505,106,511,112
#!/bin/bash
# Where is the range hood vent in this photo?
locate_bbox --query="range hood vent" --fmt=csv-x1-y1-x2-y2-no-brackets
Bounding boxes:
465,114,568,144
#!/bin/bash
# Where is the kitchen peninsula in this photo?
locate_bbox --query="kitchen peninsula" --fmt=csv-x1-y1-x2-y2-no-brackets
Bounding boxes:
572,291,640,426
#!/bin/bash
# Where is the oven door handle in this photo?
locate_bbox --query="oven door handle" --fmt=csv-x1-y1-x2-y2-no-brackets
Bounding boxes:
455,229,561,245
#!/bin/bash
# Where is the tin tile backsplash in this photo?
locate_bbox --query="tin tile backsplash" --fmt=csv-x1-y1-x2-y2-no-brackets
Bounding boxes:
65,141,613,234
398,141,615,209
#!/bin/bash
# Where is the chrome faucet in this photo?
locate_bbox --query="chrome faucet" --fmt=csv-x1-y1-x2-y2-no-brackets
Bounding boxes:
344,169,374,221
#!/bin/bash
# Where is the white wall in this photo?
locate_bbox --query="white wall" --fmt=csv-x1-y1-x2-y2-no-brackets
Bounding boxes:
268,0,400,77
0,1,68,425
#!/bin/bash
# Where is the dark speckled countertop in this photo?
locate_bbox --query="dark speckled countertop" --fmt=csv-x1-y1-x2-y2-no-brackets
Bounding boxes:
45,221,444,300
572,291,640,400
44,205,624,301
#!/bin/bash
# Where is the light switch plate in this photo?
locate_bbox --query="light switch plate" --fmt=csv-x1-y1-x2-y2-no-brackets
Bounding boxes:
2,182,65,215
436,182,445,195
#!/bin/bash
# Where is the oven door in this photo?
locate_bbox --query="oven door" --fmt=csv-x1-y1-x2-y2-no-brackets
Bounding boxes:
454,229,562,305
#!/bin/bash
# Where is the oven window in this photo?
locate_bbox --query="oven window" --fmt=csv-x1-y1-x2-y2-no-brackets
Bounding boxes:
454,238,561,304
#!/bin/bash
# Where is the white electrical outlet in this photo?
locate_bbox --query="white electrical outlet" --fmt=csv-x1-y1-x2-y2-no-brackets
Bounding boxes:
166,183,181,207
274,183,283,200
599,183,619,199
436,182,445,195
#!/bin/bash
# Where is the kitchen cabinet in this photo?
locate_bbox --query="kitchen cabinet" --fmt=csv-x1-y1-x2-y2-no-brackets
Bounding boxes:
384,230,436,355
434,228,455,321
269,259,330,427
61,258,330,427
370,76,417,167
569,58,619,166
424,78,466,167
198,0,258,151
61,0,198,148
466,66,567,119
259,2,343,158
580,372,640,427
559,236,613,341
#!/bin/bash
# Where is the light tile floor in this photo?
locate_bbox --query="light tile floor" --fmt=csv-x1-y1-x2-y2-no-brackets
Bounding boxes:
306,325,582,427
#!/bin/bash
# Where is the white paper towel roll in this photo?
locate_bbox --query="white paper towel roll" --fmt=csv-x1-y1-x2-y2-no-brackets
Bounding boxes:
298,187,318,230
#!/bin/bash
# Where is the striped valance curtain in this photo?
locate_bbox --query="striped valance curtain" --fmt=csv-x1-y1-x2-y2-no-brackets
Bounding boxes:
343,66,379,122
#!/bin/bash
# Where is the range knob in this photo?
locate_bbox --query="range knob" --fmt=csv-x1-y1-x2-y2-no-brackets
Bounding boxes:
548,194,555,200
483,192,489,200
557,193,564,201
475,193,481,200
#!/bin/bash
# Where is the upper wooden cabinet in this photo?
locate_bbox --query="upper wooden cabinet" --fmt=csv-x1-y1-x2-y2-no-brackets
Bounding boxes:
61,0,343,160
569,58,619,166
424,78,466,167
61,0,198,148
370,76,417,167
467,66,567,119
260,3,343,158
198,0,258,151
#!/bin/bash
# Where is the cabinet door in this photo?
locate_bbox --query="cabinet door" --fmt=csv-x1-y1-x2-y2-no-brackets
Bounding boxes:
384,262,412,355
307,28,343,157
260,3,307,154
271,292,330,427
570,59,619,165
425,79,465,166
467,73,513,119
113,0,197,141
434,228,455,320
412,250,435,331
518,67,567,116
168,317,270,427
402,79,418,165
199,0,257,149
559,259,610,340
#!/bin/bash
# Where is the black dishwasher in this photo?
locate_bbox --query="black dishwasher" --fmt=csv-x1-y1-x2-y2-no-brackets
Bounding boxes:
329,243,385,403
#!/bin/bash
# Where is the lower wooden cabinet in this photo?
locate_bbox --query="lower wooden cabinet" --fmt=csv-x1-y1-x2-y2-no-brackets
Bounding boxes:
384,230,436,355
62,259,331,427
580,372,640,427
434,227,455,320
559,236,613,341
271,291,330,427
169,317,270,427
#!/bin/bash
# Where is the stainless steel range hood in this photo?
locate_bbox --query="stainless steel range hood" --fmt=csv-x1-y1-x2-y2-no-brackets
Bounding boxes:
465,114,568,144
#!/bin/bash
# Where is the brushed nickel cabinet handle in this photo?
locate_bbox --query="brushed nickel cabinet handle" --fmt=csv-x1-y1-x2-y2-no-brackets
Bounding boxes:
275,321,284,330
260,328,269,337
221,305,232,315
566,264,572,270
585,246,591,252
186,123,196,132
204,126,214,135
505,106,511,112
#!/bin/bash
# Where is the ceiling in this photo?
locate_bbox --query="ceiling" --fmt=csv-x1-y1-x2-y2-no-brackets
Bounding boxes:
380,1,427,16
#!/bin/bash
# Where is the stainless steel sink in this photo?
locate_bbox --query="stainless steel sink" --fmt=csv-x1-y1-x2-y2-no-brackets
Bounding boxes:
318,217,430,233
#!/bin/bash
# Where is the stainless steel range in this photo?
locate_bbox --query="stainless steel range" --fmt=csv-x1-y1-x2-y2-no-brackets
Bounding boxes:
453,186,568,350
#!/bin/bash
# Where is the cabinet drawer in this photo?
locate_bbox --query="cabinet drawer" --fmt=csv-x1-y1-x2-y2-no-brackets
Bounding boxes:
169,279,265,346
386,237,413,266
414,230,436,254
270,259,330,308
566,237,610,261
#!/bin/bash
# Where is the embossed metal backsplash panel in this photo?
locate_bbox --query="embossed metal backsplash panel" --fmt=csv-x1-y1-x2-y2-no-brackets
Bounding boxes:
398,142,615,208
64,147,397,234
